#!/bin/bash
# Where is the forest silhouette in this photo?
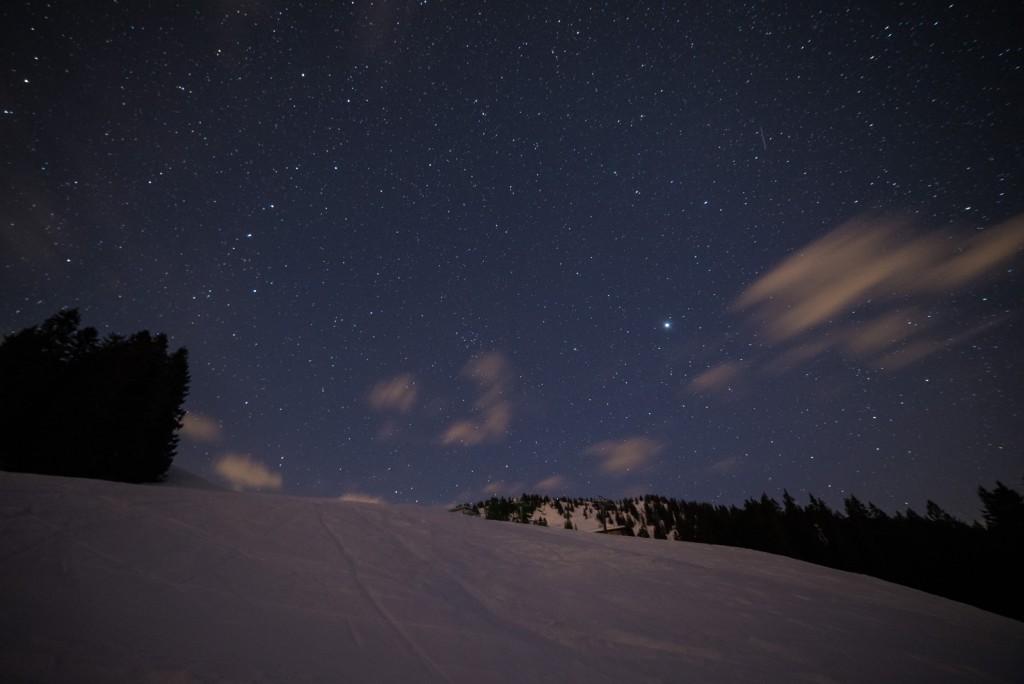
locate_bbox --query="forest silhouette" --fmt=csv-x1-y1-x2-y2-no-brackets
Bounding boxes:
470,485,1024,621
0,309,189,483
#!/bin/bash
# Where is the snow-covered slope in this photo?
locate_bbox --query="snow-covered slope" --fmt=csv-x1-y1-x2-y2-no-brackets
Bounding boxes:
1,472,1021,683
155,465,227,491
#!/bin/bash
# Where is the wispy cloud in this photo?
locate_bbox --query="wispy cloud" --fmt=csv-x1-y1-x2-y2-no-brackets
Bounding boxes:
479,480,527,497
690,213,1024,391
178,412,223,443
442,351,513,446
535,474,568,492
367,374,419,413
482,481,506,495
688,362,744,393
338,492,384,505
585,437,664,475
213,453,282,492
709,456,742,474
736,213,1023,347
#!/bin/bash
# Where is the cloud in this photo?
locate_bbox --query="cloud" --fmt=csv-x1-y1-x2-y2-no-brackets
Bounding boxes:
442,351,513,446
338,492,384,504
482,481,506,495
734,218,918,343
840,309,921,357
178,412,223,443
585,437,664,475
762,340,832,375
460,351,509,385
736,214,1023,345
690,212,1024,391
442,403,511,446
688,362,744,393
709,456,742,474
535,474,568,492
368,374,418,413
478,480,526,497
374,418,400,442
213,453,282,492
927,214,1024,288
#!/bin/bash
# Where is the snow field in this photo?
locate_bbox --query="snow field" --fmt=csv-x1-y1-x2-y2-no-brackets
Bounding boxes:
1,472,1022,683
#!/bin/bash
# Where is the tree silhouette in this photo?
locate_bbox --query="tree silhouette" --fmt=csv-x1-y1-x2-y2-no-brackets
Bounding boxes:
0,309,189,482
978,481,1024,537
458,483,1024,621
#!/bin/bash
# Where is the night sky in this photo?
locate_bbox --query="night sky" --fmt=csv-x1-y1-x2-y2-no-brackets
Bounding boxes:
3,2,1022,519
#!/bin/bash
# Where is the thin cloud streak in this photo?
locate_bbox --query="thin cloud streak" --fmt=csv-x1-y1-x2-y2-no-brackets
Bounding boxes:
691,213,1024,392
213,453,282,492
442,351,513,447
179,412,223,443
586,437,664,476
735,214,1023,346
688,362,744,394
535,475,568,492
367,374,418,413
338,492,384,504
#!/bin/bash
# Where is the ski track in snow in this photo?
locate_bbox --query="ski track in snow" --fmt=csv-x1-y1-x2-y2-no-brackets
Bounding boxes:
315,502,453,684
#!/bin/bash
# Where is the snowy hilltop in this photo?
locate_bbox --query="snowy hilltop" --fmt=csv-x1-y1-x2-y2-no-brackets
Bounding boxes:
1,471,1022,683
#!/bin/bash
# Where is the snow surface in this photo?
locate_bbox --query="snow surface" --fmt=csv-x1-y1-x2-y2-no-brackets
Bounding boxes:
1,472,1021,683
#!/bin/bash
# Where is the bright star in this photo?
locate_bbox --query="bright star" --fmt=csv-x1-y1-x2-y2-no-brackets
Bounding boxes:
662,320,672,330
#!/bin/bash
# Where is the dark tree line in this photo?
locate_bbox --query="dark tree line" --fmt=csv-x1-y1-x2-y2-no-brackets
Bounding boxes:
462,485,1024,621
666,486,1023,621
0,309,189,483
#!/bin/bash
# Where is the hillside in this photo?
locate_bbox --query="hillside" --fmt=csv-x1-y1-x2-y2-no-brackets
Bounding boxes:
1,472,1022,683
461,492,1024,620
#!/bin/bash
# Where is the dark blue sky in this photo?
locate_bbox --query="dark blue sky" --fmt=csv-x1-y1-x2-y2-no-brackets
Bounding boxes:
2,1,1022,518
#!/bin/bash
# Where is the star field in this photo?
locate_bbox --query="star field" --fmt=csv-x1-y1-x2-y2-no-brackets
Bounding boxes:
2,2,1022,518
